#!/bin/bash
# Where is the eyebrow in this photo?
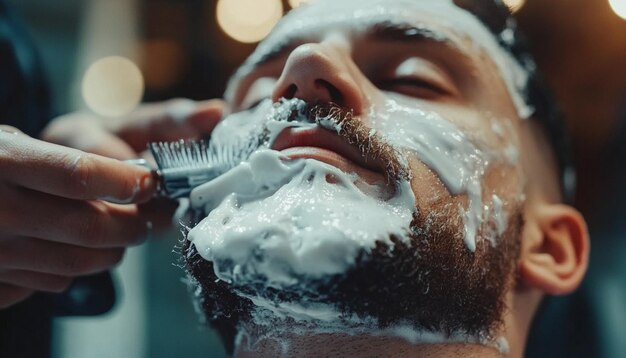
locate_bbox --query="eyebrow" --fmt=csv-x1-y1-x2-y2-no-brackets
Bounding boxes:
367,20,476,65
368,20,454,44
248,20,469,69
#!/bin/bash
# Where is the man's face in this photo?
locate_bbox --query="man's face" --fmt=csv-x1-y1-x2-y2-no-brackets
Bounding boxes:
186,0,527,344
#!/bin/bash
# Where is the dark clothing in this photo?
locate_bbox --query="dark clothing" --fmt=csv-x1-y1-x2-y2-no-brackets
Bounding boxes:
0,0,50,137
0,1,54,357
0,297,53,358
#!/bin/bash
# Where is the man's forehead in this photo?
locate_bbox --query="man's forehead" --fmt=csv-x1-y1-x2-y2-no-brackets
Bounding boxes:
240,0,490,78
265,0,489,46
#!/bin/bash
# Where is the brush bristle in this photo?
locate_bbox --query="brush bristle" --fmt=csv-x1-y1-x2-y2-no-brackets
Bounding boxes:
148,138,259,198
149,140,213,170
149,137,259,174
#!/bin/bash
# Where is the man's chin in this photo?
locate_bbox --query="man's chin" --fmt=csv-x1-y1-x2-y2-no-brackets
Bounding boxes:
183,207,522,354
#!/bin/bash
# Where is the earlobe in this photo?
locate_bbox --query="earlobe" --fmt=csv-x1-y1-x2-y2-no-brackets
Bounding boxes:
519,204,589,295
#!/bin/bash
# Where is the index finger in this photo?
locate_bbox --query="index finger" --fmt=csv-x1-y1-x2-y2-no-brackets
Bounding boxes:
0,132,155,203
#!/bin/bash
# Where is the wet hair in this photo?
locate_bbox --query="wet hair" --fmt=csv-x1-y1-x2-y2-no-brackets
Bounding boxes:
454,0,575,203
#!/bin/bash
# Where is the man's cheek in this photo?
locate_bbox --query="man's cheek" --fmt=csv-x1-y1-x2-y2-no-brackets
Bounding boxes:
482,163,524,203
407,156,460,214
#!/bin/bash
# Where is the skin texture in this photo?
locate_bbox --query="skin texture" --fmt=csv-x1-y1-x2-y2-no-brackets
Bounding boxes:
0,99,223,308
185,1,590,357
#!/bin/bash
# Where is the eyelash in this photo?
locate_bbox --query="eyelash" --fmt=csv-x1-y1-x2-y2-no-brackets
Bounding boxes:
240,75,449,109
378,77,448,98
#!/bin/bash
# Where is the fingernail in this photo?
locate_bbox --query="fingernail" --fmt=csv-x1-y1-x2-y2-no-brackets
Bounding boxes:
99,170,154,204
141,171,156,192
0,126,22,135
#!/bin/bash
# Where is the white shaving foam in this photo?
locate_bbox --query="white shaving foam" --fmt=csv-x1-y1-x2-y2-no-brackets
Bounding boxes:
189,148,415,282
368,98,508,251
236,295,508,354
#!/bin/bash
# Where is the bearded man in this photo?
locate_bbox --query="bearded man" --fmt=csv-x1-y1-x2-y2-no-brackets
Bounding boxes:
179,0,589,357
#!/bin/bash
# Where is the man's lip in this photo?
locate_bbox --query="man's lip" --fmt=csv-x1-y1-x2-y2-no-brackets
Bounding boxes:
271,127,388,182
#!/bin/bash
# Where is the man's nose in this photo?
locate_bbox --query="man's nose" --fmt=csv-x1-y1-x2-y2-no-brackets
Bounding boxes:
271,44,364,114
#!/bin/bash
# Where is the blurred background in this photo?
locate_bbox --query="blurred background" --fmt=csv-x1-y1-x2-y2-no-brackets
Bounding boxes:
5,0,626,356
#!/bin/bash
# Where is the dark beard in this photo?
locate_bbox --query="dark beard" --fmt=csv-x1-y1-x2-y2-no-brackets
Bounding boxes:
182,205,522,354
181,100,522,353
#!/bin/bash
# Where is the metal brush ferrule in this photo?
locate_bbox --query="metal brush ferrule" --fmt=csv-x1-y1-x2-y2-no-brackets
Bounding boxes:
158,166,221,198
125,158,224,199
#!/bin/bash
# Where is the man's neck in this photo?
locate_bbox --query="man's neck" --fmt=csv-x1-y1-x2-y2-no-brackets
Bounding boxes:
235,333,506,358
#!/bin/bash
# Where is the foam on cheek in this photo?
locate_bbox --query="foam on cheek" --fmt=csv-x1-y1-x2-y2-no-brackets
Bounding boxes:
188,99,416,283
189,94,517,281
368,98,516,251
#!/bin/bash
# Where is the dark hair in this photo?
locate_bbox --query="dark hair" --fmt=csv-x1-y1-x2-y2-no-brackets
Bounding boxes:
454,0,576,203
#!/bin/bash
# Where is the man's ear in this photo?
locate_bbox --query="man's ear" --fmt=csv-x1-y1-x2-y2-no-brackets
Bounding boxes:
519,204,589,295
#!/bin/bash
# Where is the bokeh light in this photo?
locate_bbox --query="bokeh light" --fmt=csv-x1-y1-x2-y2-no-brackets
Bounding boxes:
216,0,283,43
81,56,144,118
288,0,312,8
609,0,626,20
502,0,526,13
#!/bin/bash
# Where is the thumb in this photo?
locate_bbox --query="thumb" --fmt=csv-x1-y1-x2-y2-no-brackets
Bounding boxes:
84,130,138,160
42,113,138,160
117,99,225,151
183,99,225,136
